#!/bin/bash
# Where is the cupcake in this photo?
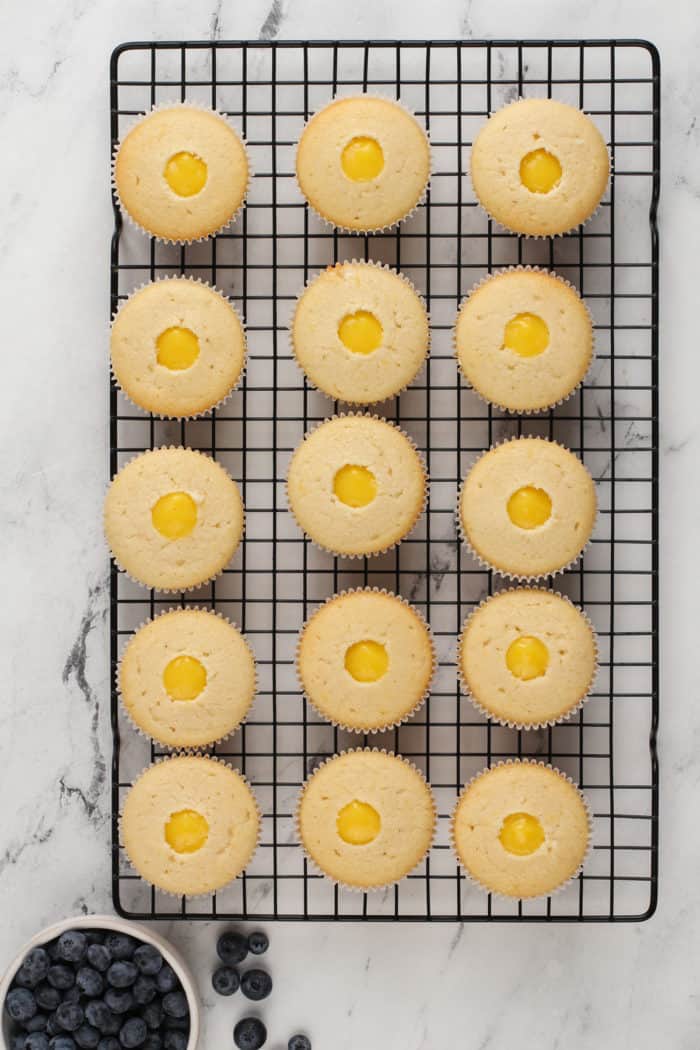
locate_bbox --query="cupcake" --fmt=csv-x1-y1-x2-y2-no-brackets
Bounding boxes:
105,447,244,591
459,437,596,579
291,261,429,404
121,756,259,896
296,750,436,889
451,761,591,899
455,267,593,412
296,96,431,232
114,104,249,242
297,589,435,732
458,589,598,728
470,98,609,236
111,278,246,418
286,414,426,557
118,608,256,749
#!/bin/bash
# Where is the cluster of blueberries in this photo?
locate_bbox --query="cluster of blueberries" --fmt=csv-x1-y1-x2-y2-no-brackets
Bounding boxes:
4,929,190,1050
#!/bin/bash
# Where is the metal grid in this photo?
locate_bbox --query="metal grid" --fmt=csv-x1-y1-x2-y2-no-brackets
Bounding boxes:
109,39,659,922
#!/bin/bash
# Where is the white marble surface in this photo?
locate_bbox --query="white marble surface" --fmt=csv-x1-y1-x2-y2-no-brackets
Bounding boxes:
0,0,697,1047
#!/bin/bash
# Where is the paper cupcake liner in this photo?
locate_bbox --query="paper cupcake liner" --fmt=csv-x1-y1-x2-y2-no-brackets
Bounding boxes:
294,586,437,734
453,264,596,415
116,605,258,751
111,100,253,246
294,93,433,235
294,747,438,893
289,259,431,406
110,274,248,421
449,758,594,902
456,586,600,730
285,411,429,560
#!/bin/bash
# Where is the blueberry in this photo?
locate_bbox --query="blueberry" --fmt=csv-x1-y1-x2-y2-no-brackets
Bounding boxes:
103,989,133,1016
24,1035,50,1050
119,1017,147,1049
25,1013,49,1033
103,936,135,962
46,1013,63,1037
18,948,51,987
49,1039,77,1050
154,966,177,996
211,966,239,996
131,946,162,978
216,932,247,967
12,1036,26,1050
56,1002,84,1032
162,1033,187,1050
57,933,88,965
240,969,272,1002
233,1018,266,1050
161,992,187,1020
46,941,61,963
75,1026,100,1050
139,1001,162,1032
85,1002,115,1032
131,977,156,1007
47,966,75,991
36,984,61,1012
5,988,38,1023
288,1036,311,1050
76,968,104,999
64,988,82,1005
97,1041,121,1050
246,933,268,957
86,946,111,974
106,963,138,990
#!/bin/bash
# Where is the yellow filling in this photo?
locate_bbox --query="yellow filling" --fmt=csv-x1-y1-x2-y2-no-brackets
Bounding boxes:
165,809,209,854
338,310,383,355
503,313,550,358
499,812,545,856
341,136,384,182
506,636,549,681
164,151,208,197
163,655,207,701
519,148,562,194
333,465,377,508
344,640,389,683
507,486,552,530
156,326,200,371
151,491,198,540
336,800,381,845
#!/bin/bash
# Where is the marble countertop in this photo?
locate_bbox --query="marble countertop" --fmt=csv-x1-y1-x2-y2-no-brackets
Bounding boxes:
0,0,696,1047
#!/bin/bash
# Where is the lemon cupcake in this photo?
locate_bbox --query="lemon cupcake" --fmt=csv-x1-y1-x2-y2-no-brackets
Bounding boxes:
291,261,429,404
459,437,596,579
296,749,436,889
297,589,435,732
458,589,598,728
287,414,426,557
105,447,244,591
114,104,249,242
118,609,256,749
111,278,246,418
471,98,609,236
455,268,593,412
451,761,591,899
296,96,431,232
121,756,259,897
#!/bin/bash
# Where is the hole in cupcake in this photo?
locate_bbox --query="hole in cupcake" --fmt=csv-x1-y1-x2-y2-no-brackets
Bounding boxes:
165,809,210,853
156,326,200,370
151,491,198,539
338,310,383,355
341,136,385,182
506,636,549,681
502,313,550,358
336,800,381,845
333,464,377,508
344,640,389,683
163,655,208,701
519,148,562,194
164,151,208,197
507,486,552,530
499,812,545,856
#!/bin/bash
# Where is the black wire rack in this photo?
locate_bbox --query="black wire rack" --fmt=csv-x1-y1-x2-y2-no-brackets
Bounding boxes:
109,39,660,923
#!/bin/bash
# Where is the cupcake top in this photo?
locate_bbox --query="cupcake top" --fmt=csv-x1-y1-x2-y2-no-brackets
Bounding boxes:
296,96,431,231
119,609,256,748
459,589,598,727
114,105,249,242
471,98,609,236
297,589,434,732
104,447,244,591
111,279,246,418
292,262,429,404
451,761,590,899
287,415,426,557
121,756,259,897
297,750,436,889
455,268,593,412
459,437,596,579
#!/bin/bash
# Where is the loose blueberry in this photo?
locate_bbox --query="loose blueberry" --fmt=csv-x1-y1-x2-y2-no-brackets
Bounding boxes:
5,988,38,1023
49,1039,77,1050
233,1018,267,1050
97,1040,121,1050
139,1001,162,1032
161,992,187,1020
132,947,162,978
240,970,272,1002
56,1002,84,1033
86,946,111,974
288,1036,311,1050
119,1017,147,1049
64,988,82,1005
76,968,104,999
25,1013,49,1033
36,984,61,1013
106,963,138,990
74,1026,100,1050
85,1002,116,1033
24,1035,50,1050
47,966,75,992
103,989,133,1016
103,936,135,962
18,948,51,987
212,966,239,997
216,932,247,967
246,933,268,957
154,966,177,996
131,977,156,1007
57,933,88,965
12,1036,26,1050
162,1032,186,1050
46,1013,62,1037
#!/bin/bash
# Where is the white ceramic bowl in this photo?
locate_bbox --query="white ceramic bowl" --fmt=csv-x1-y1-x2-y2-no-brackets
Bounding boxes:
0,914,200,1049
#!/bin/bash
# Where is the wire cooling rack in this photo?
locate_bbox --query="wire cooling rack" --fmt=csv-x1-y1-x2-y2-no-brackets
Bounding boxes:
109,39,659,922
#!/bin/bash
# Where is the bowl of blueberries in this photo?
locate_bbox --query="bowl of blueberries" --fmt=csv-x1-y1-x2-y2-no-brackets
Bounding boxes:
0,915,199,1050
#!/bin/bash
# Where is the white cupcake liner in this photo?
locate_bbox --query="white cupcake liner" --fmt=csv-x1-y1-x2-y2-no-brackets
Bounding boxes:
294,586,437,734
456,586,600,730
289,258,431,406
294,747,438,893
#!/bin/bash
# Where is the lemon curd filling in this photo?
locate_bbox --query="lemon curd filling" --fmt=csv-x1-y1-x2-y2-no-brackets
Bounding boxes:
333,465,377,508
163,655,207,701
165,809,210,854
499,812,545,856
336,800,381,845
151,491,198,540
341,136,385,182
344,640,389,683
338,310,383,355
506,636,550,681
164,151,208,197
507,486,552,530
519,148,562,194
156,326,200,370
503,313,550,358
